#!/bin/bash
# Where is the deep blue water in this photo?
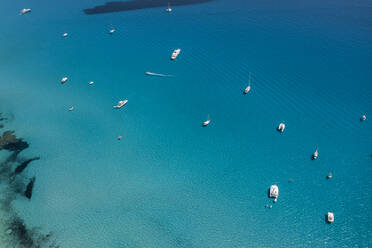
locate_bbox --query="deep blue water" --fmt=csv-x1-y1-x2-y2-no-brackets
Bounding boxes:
0,0,371,247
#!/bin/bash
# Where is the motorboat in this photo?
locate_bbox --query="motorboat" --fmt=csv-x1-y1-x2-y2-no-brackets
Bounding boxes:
166,2,172,12
113,100,128,109
62,33,68,37
61,77,68,84
277,123,285,133
69,106,74,111
327,173,332,179
244,73,252,94
360,114,366,122
312,148,318,160
171,48,181,60
269,185,279,199
327,212,334,223
109,28,115,34
20,9,31,15
89,81,94,85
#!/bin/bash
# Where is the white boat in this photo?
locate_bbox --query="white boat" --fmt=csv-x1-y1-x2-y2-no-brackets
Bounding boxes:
327,172,332,179
166,2,172,12
244,73,252,94
171,48,181,60
89,81,94,85
360,114,366,122
118,135,122,140
62,33,68,37
327,212,334,223
202,115,210,127
20,8,31,15
61,77,68,84
69,106,74,111
312,148,318,160
113,100,128,109
109,28,115,34
269,185,279,198
277,123,285,133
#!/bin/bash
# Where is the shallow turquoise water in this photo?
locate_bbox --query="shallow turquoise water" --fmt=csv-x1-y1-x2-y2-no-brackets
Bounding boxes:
0,0,371,247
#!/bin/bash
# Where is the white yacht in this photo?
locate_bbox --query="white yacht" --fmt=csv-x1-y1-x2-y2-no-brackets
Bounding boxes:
269,185,279,199
360,114,366,122
277,123,285,133
109,28,115,34
89,81,94,85
113,100,128,109
312,148,318,160
62,33,68,37
166,2,172,12
61,77,68,84
202,115,210,127
327,212,334,223
171,48,181,60
69,106,74,111
244,73,252,94
20,9,31,15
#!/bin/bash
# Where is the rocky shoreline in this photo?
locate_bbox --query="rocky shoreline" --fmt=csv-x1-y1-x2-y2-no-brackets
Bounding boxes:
0,113,59,248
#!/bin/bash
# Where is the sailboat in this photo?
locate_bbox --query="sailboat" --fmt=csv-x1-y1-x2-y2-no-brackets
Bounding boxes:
166,2,172,12
244,72,252,94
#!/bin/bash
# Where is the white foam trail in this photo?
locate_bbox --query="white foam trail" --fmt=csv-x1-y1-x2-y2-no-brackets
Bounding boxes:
145,72,174,77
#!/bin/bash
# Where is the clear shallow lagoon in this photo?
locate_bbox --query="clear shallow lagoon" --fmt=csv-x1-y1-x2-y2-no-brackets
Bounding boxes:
0,0,371,247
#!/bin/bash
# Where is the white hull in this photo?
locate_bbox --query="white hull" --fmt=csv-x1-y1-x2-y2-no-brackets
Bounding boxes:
171,49,181,60
269,185,279,198
113,100,128,109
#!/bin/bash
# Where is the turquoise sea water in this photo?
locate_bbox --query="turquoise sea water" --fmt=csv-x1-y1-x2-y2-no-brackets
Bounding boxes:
0,0,371,247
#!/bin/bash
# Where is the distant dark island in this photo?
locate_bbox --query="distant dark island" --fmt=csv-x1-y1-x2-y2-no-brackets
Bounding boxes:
84,0,213,15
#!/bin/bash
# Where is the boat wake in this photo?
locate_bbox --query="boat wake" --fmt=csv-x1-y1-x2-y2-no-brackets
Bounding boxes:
145,72,174,77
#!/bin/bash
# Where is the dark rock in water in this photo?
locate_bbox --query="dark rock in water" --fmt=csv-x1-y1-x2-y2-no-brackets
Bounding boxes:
84,0,213,15
0,131,29,152
14,157,40,175
9,217,34,247
24,177,36,199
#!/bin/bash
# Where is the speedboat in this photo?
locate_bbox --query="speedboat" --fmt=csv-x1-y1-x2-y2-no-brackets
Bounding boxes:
62,33,68,37
171,49,181,60
244,84,251,94
89,81,94,85
61,77,68,84
20,9,31,15
113,100,128,109
327,172,332,179
166,2,172,12
109,28,115,34
269,185,279,199
312,148,318,160
277,123,285,133
69,106,74,111
203,119,210,127
118,135,122,140
360,114,366,122
327,212,334,223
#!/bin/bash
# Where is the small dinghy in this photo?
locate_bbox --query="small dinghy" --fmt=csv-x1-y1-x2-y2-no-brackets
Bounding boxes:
327,172,332,179
277,123,285,133
327,212,334,223
360,114,366,122
166,2,172,12
312,148,318,160
113,100,128,109
118,135,122,140
61,77,68,84
171,49,181,60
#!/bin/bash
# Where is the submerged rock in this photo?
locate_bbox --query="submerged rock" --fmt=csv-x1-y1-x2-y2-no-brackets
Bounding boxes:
14,157,40,175
0,131,29,152
24,177,36,199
